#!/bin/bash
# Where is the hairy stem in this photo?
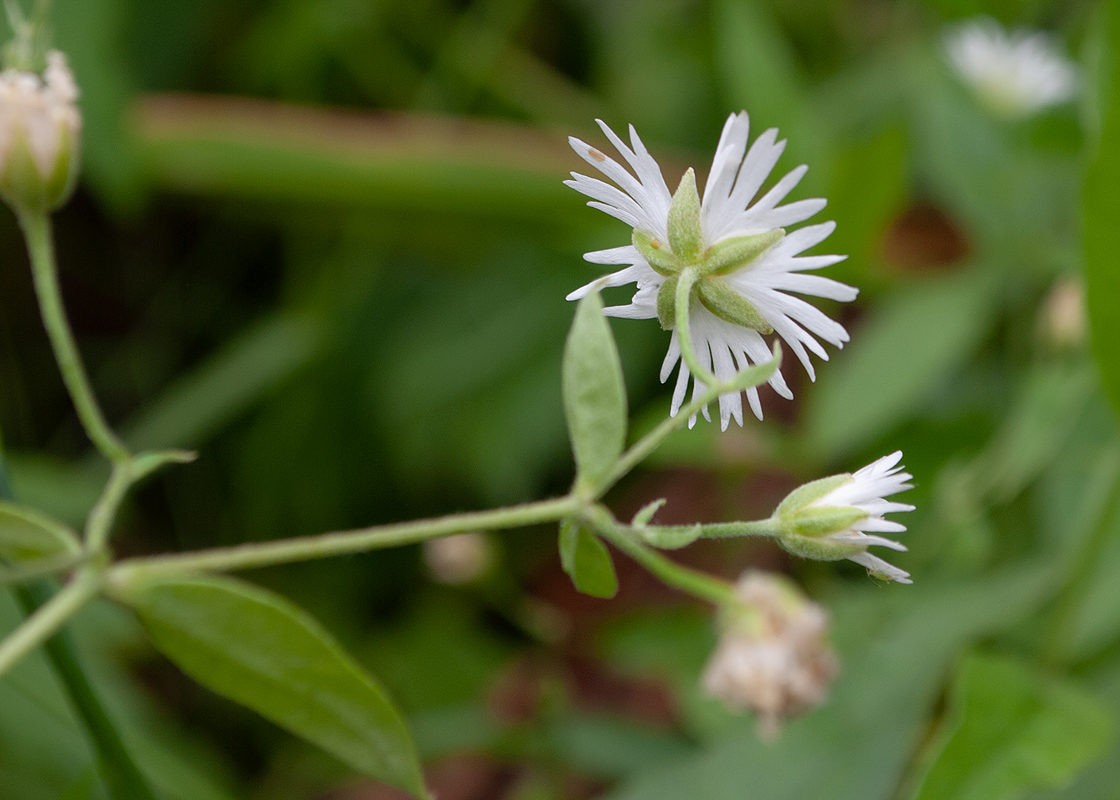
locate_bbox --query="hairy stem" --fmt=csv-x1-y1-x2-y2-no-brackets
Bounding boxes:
109,495,581,586
595,344,780,494
595,512,737,606
18,211,130,464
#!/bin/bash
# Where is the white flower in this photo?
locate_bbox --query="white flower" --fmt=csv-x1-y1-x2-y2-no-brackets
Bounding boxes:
803,451,915,584
565,113,854,430
0,50,81,211
945,17,1078,118
702,571,837,737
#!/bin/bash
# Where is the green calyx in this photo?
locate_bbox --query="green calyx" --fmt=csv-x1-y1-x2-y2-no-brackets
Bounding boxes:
633,174,783,333
0,123,80,214
769,474,876,561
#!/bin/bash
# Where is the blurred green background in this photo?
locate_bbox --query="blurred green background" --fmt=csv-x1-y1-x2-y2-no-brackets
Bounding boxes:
1,0,1118,798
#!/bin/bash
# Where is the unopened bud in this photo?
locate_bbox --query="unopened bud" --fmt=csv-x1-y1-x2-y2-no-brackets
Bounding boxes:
701,571,837,737
423,532,493,585
0,50,81,212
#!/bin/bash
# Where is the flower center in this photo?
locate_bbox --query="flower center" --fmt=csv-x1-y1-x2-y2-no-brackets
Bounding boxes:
636,169,784,332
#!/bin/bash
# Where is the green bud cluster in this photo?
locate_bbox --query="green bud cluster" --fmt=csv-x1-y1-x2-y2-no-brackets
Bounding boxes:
633,168,783,332
770,474,871,562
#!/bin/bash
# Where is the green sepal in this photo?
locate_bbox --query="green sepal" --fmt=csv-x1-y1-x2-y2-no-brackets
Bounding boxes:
0,123,79,214
633,230,682,276
777,532,866,562
774,474,850,518
559,519,618,598
697,278,773,333
656,276,680,330
784,505,869,539
667,168,702,262
700,229,784,276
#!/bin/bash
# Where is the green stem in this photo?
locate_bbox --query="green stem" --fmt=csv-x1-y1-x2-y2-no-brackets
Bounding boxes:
109,495,580,586
594,344,781,494
13,582,159,800
675,268,719,388
650,519,782,540
0,569,102,678
595,513,737,606
18,211,130,464
0,437,158,800
84,463,134,552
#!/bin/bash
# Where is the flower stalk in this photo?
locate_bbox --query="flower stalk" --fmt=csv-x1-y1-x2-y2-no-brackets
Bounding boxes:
19,210,130,464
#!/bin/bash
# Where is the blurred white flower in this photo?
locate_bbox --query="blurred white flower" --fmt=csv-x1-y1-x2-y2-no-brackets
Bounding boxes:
702,571,837,737
0,50,81,211
423,532,493,585
1038,276,1085,349
565,113,853,430
945,17,1078,118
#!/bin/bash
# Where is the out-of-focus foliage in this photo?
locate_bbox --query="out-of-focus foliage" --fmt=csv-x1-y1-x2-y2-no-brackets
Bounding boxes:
0,0,1117,798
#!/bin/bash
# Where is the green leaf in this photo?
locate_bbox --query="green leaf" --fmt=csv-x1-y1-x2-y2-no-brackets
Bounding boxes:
117,575,428,799
562,291,627,486
0,501,81,561
805,267,998,459
911,654,1113,800
559,520,618,598
1086,1,1120,420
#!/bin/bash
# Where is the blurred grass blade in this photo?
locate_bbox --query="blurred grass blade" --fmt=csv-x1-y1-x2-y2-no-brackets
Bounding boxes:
559,519,618,599
910,653,1112,800
121,313,322,453
0,501,81,561
805,267,998,460
132,94,579,219
1086,1,1120,418
712,0,823,178
563,291,628,487
119,575,428,799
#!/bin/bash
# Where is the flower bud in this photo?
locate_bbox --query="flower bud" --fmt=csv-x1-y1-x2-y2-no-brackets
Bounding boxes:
702,571,837,737
0,50,81,213
773,452,915,584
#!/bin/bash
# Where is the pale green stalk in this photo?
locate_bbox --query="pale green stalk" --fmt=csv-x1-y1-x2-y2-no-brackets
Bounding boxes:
84,464,135,553
674,267,720,388
0,569,102,677
593,511,737,606
18,211,130,464
108,496,581,586
596,342,781,493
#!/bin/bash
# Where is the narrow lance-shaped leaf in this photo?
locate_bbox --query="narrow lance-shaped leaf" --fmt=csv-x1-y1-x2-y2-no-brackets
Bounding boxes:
559,519,618,598
562,291,627,486
0,500,81,561
116,575,429,799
